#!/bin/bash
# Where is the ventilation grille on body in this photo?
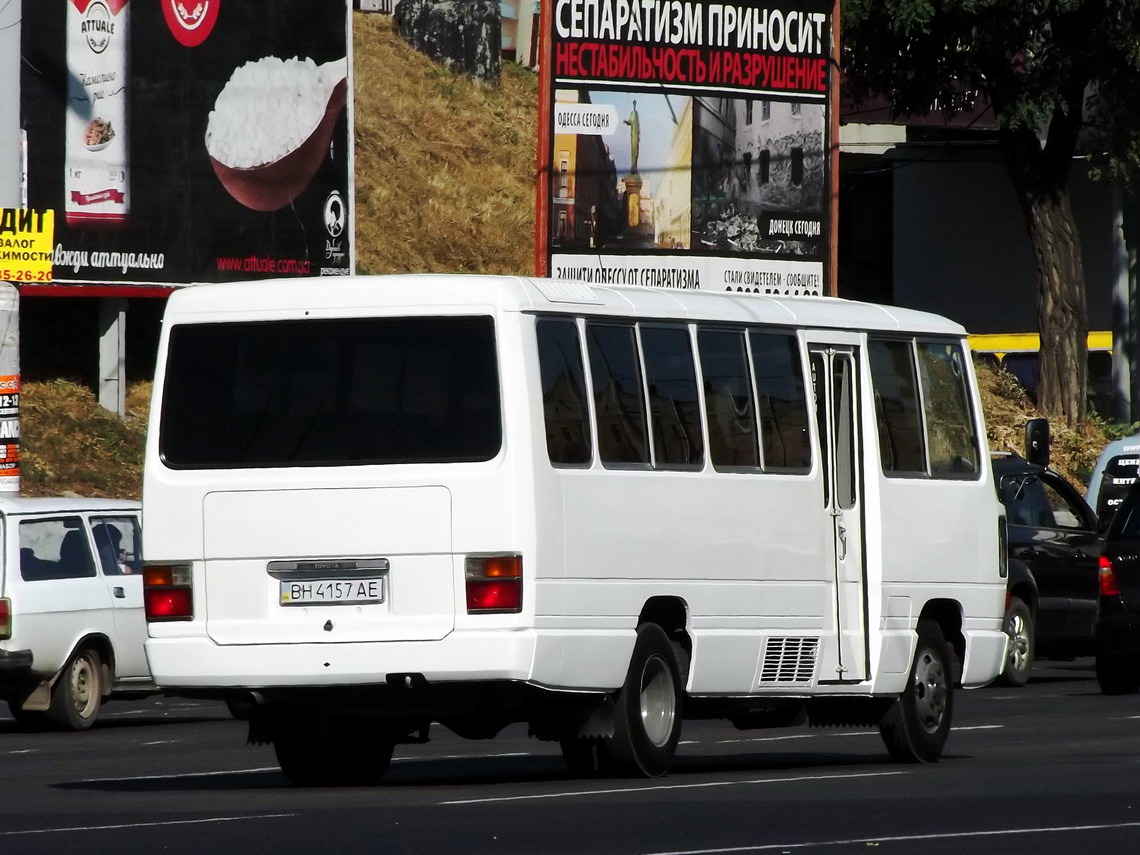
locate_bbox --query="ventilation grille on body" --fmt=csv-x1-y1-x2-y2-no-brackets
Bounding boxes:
759,637,820,685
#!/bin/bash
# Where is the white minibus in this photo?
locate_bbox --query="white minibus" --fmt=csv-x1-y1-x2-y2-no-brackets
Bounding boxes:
142,274,1008,785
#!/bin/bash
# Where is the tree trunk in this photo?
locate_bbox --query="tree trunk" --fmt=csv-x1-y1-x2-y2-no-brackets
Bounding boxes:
999,117,1089,428
1026,190,1088,427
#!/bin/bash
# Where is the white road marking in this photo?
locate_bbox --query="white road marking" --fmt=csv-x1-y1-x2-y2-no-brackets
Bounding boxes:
79,767,279,783
715,734,816,745
714,724,1001,745
951,724,1005,731
0,814,296,838
440,770,905,805
393,751,532,762
643,821,1140,854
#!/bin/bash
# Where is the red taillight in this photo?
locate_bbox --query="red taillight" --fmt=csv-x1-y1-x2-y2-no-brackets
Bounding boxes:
1100,555,1122,597
465,555,522,614
144,563,193,621
145,588,193,620
0,597,10,639
466,580,522,612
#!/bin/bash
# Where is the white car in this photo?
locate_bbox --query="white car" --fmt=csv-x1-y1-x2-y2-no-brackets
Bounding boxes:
0,497,152,730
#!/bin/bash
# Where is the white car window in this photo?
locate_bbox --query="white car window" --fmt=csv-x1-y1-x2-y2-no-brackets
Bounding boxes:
19,517,96,581
89,516,142,576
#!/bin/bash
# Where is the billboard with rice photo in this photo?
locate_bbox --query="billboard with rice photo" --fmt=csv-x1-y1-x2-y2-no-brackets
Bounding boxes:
20,0,353,289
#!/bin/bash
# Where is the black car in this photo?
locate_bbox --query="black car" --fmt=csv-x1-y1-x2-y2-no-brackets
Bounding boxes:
993,449,1101,686
1095,482,1140,693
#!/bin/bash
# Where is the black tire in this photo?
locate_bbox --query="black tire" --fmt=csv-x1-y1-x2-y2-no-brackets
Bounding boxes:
605,623,683,777
1096,654,1140,695
998,597,1034,687
879,619,954,763
47,647,103,731
273,714,395,787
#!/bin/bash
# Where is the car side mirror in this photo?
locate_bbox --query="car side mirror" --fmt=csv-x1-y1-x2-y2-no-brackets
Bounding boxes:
1025,418,1050,468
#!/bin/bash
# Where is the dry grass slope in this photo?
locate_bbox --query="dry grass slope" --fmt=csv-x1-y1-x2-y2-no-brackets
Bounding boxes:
353,15,537,276
978,360,1108,485
21,381,149,499
17,12,1116,499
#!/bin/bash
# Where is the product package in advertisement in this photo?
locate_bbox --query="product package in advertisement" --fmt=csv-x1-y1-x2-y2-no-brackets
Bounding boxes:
64,0,130,228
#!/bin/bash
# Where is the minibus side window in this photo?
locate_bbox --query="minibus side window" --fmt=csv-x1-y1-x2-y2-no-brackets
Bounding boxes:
641,325,703,468
586,323,650,466
536,318,592,466
697,328,760,469
916,340,980,479
868,338,927,476
749,331,811,472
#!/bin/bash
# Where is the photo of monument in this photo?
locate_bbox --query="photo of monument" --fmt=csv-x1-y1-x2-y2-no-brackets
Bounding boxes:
551,90,691,253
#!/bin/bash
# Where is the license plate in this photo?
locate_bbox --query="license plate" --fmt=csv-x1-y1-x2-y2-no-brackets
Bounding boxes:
280,577,384,606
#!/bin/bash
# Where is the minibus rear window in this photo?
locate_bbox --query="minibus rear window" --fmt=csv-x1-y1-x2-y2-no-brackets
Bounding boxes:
159,316,501,468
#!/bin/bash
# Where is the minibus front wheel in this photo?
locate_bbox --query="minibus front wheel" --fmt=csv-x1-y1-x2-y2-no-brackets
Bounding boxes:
879,619,954,763
607,622,683,777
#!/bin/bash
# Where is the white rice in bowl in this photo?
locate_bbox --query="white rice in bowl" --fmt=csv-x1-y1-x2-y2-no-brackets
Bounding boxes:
206,56,331,169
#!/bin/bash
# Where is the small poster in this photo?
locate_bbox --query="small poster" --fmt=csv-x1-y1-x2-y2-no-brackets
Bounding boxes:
0,209,55,284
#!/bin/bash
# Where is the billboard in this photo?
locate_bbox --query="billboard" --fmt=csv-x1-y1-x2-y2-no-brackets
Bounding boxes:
20,0,353,290
538,0,831,296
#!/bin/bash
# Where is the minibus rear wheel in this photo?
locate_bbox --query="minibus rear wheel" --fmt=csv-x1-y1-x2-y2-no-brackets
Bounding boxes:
606,622,683,777
879,619,954,763
273,713,395,786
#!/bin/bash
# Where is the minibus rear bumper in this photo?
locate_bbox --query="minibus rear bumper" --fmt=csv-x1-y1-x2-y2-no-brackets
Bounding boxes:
145,631,542,689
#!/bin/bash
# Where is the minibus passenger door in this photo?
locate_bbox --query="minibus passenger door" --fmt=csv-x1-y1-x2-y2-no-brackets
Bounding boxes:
809,345,868,682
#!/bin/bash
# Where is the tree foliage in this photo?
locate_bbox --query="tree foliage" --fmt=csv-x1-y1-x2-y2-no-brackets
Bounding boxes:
842,0,1140,426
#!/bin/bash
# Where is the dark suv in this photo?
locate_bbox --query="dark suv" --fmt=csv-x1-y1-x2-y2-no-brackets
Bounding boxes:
993,442,1101,686
1095,483,1140,693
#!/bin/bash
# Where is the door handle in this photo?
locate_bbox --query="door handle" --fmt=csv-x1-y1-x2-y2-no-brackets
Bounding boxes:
113,586,125,598
837,523,847,561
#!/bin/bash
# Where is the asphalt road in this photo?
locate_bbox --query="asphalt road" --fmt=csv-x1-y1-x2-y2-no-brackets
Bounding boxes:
2,658,1139,855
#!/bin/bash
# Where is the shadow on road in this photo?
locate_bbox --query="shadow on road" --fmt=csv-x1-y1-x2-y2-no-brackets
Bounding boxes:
0,713,235,735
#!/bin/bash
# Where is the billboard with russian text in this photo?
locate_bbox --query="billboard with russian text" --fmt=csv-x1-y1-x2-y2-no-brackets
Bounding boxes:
539,0,831,296
20,0,353,290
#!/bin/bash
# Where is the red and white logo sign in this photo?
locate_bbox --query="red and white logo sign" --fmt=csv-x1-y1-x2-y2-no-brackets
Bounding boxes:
163,0,220,47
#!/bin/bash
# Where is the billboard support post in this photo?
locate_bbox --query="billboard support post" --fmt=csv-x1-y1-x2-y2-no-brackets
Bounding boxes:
98,299,127,417
533,0,553,277
829,0,840,297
